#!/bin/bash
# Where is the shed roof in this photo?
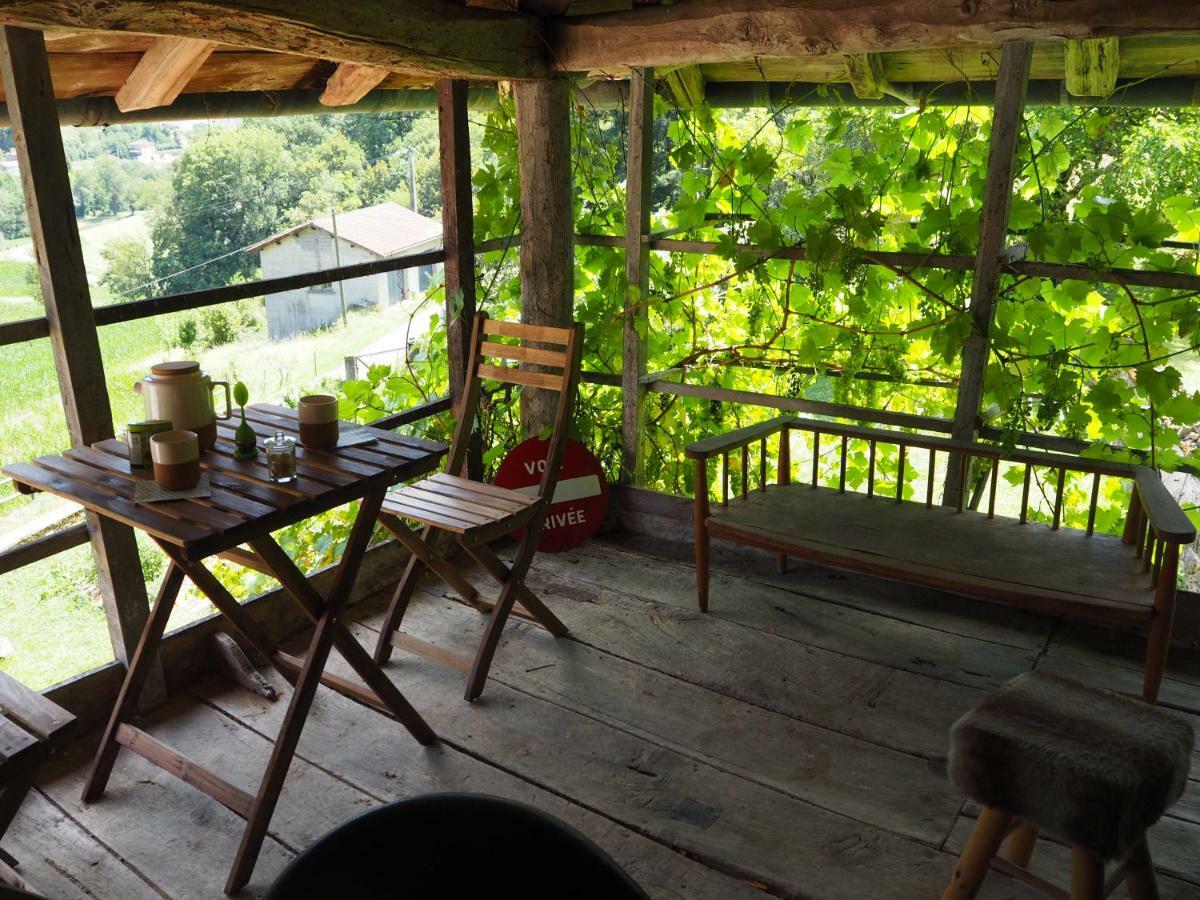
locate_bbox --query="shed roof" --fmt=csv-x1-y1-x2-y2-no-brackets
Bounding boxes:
248,202,443,258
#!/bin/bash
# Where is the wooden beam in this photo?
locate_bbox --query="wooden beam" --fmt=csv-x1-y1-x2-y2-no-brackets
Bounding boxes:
436,78,481,478
622,68,653,485
0,1,547,80
660,64,703,109
0,25,164,704
553,0,1185,72
514,78,573,437
943,41,1032,506
844,53,887,100
319,62,390,107
114,36,214,111
1065,37,1120,96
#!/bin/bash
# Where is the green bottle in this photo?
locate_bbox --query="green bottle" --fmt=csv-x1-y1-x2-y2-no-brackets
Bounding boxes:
233,381,257,458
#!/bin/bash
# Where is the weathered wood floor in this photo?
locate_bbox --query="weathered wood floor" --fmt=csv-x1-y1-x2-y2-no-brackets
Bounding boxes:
7,531,1200,899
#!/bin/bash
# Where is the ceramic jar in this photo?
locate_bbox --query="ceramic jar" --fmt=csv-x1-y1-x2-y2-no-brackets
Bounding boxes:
135,361,230,449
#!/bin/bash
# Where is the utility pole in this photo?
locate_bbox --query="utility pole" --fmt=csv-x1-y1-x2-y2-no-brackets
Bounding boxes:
406,147,417,212
330,206,348,327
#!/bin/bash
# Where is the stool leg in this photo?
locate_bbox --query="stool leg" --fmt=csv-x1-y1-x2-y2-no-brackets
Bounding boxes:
1125,839,1159,900
1002,822,1039,868
942,806,1012,900
1071,846,1105,900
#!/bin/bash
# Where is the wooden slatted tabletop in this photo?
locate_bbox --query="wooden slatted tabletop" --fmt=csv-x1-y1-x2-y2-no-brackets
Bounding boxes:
3,404,447,561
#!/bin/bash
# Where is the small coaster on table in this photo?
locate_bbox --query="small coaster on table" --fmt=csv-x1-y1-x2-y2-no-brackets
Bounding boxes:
134,472,212,504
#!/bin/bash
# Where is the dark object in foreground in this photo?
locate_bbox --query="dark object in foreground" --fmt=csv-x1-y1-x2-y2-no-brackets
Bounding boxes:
942,670,1193,899
266,793,650,900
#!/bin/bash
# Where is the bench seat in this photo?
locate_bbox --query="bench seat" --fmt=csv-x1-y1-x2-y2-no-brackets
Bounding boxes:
708,484,1156,628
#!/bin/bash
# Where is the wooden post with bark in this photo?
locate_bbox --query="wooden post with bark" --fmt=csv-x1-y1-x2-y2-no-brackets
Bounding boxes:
943,42,1032,506
622,67,654,485
514,77,574,437
0,25,164,704
437,78,481,478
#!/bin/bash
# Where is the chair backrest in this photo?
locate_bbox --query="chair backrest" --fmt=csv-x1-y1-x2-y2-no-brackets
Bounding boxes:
445,313,584,502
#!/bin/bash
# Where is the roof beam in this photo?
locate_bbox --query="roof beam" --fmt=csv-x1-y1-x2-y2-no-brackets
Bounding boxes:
553,0,1185,72
0,0,547,79
114,36,214,112
1065,37,1119,96
319,63,390,106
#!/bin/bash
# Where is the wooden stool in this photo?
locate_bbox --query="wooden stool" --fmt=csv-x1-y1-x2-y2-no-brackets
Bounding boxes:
941,672,1192,900
0,672,76,893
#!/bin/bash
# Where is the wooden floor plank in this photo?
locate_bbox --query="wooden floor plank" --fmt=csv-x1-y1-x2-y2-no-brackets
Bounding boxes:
329,621,1038,899
0,789,162,899
194,671,773,900
496,563,984,760
372,589,964,844
533,542,1041,690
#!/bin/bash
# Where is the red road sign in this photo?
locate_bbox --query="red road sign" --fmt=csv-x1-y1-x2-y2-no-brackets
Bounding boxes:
493,437,608,553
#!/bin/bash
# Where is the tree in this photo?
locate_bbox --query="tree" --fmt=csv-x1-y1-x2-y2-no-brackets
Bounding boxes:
73,155,133,217
0,172,28,239
150,126,296,292
99,236,156,300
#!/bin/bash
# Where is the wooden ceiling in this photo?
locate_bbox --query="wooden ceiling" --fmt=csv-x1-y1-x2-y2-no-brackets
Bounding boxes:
0,3,1195,111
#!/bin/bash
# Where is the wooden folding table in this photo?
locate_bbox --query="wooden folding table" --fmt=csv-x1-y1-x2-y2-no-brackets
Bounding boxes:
3,404,447,895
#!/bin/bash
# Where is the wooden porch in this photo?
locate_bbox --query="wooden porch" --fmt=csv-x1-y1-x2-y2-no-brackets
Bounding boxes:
5,524,1199,899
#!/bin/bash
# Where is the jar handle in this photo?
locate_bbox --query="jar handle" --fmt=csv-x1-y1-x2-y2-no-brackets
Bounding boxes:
212,380,232,420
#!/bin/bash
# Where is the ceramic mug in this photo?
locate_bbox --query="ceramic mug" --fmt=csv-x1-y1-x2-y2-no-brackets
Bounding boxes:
298,395,339,450
150,430,201,491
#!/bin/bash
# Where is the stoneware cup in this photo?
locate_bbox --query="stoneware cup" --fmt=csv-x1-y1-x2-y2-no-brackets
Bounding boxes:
150,429,201,491
298,394,339,450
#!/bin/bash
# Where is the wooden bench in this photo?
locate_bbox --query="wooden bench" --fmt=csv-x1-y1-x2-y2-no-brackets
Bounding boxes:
686,416,1197,703
0,671,76,893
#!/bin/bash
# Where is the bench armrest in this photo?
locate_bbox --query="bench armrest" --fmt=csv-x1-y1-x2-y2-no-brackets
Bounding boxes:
685,416,793,461
1134,467,1196,544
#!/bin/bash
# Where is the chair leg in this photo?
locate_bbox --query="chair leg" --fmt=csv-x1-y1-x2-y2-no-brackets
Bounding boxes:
941,806,1012,900
1002,822,1039,868
0,772,37,846
464,532,542,702
459,541,567,637
1125,839,1159,900
776,553,787,574
373,528,432,666
696,526,710,613
1070,846,1105,900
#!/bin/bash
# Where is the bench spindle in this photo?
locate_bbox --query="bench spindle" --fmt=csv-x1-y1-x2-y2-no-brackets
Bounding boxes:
1136,513,1148,560
778,429,791,487
926,449,936,508
811,432,820,488
839,436,847,493
721,452,729,506
1151,537,1163,587
741,445,748,499
896,444,905,502
1019,464,1032,524
759,438,767,492
988,458,999,519
1086,473,1101,536
867,441,876,498
1143,524,1154,571
1052,467,1066,531
1122,487,1143,545
957,454,969,513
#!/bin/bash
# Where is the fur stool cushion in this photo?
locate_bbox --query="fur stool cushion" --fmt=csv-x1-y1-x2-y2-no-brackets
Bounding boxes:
948,671,1193,859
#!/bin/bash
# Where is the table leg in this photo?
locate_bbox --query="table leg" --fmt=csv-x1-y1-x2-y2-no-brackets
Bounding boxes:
81,565,184,803
226,488,432,894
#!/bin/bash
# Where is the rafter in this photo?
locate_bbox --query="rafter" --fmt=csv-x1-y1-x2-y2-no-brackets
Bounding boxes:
319,62,389,106
661,64,704,109
843,53,887,100
114,36,214,111
1065,37,1119,96
0,0,547,79
553,0,1185,72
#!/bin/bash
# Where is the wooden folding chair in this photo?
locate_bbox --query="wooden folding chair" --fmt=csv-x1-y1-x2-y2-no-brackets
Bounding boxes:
373,313,584,701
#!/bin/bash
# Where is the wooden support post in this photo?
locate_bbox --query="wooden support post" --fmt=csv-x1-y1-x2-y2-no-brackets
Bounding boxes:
0,26,164,704
943,41,1031,506
621,67,654,485
437,78,481,478
514,77,573,437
